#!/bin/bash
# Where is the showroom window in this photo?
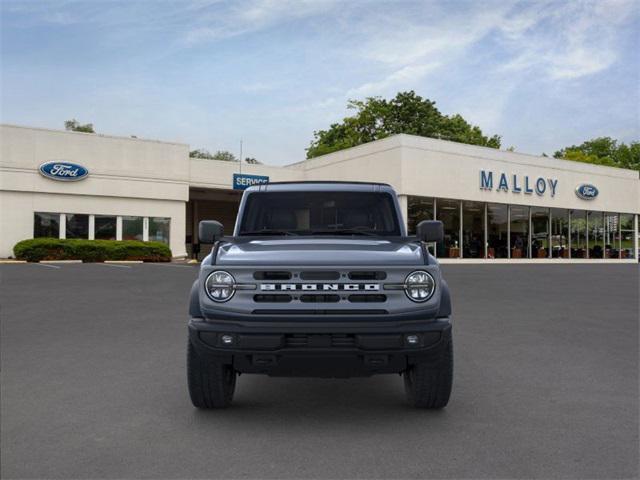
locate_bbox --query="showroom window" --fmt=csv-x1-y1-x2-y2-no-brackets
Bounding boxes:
149,217,170,244
122,216,143,241
407,196,434,235
571,210,587,258
487,203,508,259
531,207,550,259
550,209,570,258
462,201,484,258
510,205,529,259
603,213,620,259
588,211,604,259
66,214,89,239
95,215,117,240
436,199,460,258
34,212,60,238
620,214,635,259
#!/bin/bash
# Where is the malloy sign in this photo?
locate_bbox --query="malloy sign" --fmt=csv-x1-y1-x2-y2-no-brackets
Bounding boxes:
480,170,558,197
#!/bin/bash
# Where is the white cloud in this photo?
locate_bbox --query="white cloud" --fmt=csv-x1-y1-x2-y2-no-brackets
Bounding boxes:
499,0,637,79
347,63,440,97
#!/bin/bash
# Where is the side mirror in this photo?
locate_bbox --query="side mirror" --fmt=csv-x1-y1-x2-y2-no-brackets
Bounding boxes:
416,220,443,243
199,220,224,243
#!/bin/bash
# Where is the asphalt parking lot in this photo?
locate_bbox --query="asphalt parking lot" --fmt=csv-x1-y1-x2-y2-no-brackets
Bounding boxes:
1,263,638,479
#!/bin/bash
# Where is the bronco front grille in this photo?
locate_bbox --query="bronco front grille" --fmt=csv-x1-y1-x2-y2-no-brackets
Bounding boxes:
249,269,395,309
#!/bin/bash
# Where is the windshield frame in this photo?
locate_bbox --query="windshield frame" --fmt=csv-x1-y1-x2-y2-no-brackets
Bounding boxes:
235,189,405,237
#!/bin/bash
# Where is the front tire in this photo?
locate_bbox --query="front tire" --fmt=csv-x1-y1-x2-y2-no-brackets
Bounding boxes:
187,340,236,408
403,339,453,408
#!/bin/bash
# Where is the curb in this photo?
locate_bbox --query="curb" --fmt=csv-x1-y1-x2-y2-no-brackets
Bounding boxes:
40,260,83,264
0,260,27,264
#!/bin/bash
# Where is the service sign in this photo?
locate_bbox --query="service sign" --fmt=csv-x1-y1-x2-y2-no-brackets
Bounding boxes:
233,173,269,190
575,184,598,200
39,161,89,182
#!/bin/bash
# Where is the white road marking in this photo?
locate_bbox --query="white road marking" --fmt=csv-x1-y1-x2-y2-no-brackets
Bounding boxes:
96,263,132,269
35,263,61,269
147,263,195,268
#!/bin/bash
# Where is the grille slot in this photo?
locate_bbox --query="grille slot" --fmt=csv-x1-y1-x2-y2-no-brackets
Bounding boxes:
300,294,340,303
300,271,341,280
284,334,356,348
254,294,292,303
253,271,291,280
348,294,387,303
348,271,387,280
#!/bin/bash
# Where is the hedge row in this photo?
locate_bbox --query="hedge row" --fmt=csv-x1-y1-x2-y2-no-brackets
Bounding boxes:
13,238,172,262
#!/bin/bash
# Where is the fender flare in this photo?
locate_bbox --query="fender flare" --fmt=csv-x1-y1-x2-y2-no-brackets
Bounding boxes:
437,279,452,318
189,279,203,318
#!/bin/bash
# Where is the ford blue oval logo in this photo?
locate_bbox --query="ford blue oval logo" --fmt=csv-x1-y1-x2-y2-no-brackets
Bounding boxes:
575,184,598,200
39,161,89,182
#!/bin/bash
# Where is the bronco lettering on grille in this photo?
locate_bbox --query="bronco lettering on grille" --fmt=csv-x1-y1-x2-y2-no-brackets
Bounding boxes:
260,283,380,291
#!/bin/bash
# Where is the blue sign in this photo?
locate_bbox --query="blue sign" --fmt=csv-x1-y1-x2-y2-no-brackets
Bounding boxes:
575,184,598,200
233,173,269,190
480,170,558,197
39,161,89,182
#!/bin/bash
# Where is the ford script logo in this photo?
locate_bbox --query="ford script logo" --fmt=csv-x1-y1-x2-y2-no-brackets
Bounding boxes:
575,184,598,200
39,161,89,182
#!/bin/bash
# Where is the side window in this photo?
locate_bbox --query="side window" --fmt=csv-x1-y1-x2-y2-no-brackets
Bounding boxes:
34,212,60,238
95,216,117,240
149,217,170,244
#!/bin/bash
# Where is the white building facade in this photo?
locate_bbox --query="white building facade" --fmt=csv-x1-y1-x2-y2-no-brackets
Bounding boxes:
1,124,638,262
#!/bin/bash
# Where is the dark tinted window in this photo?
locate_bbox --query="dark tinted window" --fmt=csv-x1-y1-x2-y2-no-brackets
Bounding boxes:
95,215,116,240
239,191,401,236
34,212,59,238
66,214,89,239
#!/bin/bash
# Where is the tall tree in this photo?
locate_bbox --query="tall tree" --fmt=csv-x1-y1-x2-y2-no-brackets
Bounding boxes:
306,91,501,158
64,119,94,133
554,137,640,172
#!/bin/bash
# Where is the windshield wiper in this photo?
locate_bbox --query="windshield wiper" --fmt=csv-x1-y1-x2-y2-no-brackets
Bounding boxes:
309,228,379,237
240,229,298,236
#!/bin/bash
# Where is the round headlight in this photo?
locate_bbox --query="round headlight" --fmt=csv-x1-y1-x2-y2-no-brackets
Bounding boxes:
205,271,236,302
404,270,435,302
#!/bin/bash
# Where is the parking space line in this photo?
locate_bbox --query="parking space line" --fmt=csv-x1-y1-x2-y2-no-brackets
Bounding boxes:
35,263,61,269
96,263,132,269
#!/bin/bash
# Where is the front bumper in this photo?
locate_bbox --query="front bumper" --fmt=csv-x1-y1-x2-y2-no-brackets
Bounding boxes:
188,317,452,377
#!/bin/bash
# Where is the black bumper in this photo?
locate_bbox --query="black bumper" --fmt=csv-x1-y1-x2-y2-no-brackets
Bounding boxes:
188,317,452,377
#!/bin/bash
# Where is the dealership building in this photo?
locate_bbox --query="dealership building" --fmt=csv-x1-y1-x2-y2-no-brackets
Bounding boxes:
1,124,638,262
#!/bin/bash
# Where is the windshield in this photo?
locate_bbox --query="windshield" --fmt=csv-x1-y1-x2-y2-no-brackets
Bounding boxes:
238,191,401,236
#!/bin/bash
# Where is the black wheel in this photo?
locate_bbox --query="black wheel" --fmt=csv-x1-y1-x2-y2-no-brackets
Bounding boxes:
403,339,453,408
187,340,236,408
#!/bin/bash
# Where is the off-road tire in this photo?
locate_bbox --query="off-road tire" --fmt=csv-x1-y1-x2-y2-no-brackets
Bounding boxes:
187,340,236,408
403,339,453,408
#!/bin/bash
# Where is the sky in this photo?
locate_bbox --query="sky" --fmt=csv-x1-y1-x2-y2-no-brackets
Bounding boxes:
1,0,639,165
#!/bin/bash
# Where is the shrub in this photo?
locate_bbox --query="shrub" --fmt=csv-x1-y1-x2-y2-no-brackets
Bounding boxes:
13,238,172,262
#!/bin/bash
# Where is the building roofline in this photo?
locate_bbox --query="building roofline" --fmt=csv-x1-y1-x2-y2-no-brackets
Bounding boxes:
0,123,189,147
289,133,639,179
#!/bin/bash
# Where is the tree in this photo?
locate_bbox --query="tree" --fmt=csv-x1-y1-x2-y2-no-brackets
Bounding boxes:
189,149,238,162
212,150,237,162
64,119,94,133
244,157,262,164
554,137,640,172
306,91,501,158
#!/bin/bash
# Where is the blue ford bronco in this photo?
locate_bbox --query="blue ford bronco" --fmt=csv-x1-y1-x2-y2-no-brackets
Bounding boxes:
187,182,453,408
